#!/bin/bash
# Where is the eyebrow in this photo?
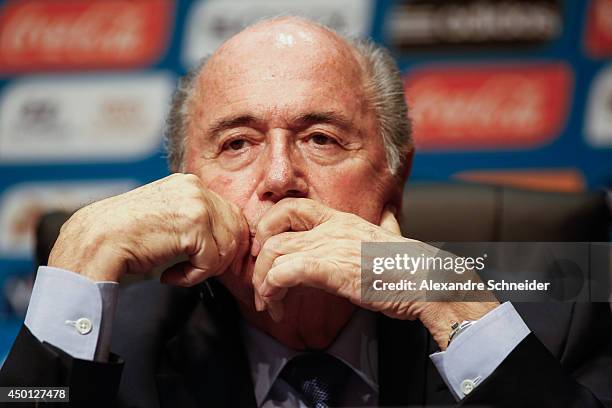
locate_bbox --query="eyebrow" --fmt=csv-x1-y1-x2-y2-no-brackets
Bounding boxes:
290,111,353,131
207,114,261,141
206,111,354,141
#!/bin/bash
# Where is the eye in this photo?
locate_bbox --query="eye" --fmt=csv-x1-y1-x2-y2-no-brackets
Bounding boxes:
309,133,338,146
223,138,250,151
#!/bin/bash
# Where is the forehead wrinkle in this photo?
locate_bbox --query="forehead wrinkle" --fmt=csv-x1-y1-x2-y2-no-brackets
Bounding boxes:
207,109,355,138
186,18,376,149
206,114,262,142
289,111,353,130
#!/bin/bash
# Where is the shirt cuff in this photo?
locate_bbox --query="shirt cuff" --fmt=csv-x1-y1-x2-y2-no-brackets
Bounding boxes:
24,266,119,361
429,302,530,400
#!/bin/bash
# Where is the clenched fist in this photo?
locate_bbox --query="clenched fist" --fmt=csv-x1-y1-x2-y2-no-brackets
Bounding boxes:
48,173,250,285
250,198,498,349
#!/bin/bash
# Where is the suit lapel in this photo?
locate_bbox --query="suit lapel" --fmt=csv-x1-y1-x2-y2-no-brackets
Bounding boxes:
378,315,428,406
155,282,457,408
157,280,257,408
377,315,455,407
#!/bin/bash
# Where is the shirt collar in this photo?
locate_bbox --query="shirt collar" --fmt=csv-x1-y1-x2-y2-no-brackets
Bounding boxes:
241,309,379,407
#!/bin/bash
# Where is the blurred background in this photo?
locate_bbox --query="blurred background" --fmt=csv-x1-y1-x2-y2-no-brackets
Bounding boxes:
0,0,611,359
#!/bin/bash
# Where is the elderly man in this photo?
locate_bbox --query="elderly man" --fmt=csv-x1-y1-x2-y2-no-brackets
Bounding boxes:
1,17,611,408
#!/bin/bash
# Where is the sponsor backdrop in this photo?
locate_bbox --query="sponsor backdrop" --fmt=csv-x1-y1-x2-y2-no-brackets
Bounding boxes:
0,0,611,357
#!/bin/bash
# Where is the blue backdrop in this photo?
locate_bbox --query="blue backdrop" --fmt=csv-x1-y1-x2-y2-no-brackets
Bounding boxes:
0,0,610,358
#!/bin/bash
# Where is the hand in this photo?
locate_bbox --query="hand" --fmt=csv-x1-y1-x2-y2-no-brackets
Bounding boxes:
251,198,498,349
48,173,250,285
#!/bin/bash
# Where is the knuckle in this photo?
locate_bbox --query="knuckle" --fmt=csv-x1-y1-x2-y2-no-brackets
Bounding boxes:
262,235,284,255
254,217,266,233
178,174,205,196
349,277,361,298
255,222,271,241
179,272,193,287
220,237,237,258
166,172,184,182
281,197,301,212
342,212,362,225
266,269,280,287
308,258,329,286
307,257,320,274
367,227,380,242
271,254,288,268
69,205,89,223
185,200,210,224
180,173,201,186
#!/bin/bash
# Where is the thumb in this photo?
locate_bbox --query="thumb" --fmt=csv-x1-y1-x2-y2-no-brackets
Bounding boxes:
380,205,401,235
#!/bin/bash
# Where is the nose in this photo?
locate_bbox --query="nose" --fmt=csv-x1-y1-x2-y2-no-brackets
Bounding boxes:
256,137,308,202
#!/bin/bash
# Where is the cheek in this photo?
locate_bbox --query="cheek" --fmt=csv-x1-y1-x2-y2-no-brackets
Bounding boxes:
200,171,255,210
184,140,258,209
193,166,268,234
310,166,388,224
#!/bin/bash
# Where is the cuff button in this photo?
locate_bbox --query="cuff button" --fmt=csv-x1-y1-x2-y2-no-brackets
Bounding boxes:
460,379,476,395
74,317,93,335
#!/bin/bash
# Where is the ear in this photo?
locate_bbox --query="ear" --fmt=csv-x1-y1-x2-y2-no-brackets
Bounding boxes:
388,148,414,211
400,148,414,184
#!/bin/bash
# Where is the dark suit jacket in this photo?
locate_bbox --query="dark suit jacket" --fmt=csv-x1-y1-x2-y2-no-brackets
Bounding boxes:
1,278,611,407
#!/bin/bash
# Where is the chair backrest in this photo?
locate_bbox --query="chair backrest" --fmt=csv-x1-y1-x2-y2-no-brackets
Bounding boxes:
35,210,73,268
34,183,611,269
400,182,610,242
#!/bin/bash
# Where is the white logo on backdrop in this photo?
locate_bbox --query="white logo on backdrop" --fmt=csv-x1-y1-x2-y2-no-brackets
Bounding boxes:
585,64,612,147
0,181,137,258
181,0,373,68
0,73,175,163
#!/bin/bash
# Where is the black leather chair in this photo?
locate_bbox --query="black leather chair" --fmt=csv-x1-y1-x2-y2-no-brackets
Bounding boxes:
400,182,610,242
34,182,611,270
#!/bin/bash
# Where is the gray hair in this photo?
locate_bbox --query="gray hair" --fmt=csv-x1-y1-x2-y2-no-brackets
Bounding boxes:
164,21,412,178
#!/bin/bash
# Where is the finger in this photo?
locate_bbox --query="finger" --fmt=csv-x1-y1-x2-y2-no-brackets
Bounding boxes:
266,299,285,322
254,252,295,297
259,256,332,300
252,232,302,300
257,255,292,321
204,189,250,274
189,218,222,276
258,247,360,319
160,261,214,287
252,198,333,256
256,254,294,321
380,206,401,235
252,235,296,311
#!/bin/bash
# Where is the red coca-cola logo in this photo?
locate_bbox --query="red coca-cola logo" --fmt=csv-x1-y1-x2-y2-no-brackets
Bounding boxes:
404,64,572,150
584,0,612,58
0,0,173,73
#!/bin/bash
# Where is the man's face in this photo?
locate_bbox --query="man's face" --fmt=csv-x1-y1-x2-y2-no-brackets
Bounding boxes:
183,21,397,345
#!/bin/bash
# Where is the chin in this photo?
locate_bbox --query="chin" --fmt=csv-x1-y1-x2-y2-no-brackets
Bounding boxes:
285,288,356,350
218,255,357,350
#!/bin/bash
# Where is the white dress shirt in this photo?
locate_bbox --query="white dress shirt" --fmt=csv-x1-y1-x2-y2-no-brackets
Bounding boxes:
23,266,531,403
241,309,379,407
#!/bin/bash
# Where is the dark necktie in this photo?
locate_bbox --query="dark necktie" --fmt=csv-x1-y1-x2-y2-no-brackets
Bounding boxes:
279,352,352,408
